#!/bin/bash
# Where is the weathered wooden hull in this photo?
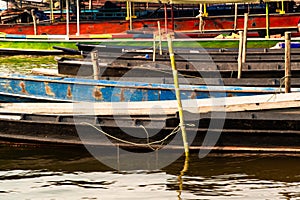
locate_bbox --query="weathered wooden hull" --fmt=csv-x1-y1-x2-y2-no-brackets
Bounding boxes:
0,73,298,102
1,93,300,153
1,13,299,35
57,46,300,80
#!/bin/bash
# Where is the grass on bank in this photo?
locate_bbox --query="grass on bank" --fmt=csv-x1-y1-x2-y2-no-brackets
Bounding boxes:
0,55,82,74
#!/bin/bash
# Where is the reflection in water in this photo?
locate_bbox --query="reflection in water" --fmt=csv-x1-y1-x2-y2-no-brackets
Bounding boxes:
0,144,300,199
177,156,189,200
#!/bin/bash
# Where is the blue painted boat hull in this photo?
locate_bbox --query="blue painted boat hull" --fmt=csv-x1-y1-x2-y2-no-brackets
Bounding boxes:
0,73,297,102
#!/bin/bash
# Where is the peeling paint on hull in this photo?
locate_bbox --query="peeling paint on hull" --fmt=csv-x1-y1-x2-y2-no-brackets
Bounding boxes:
0,73,298,102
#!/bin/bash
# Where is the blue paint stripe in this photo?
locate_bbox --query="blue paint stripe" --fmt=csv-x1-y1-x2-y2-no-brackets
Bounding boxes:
5,34,27,39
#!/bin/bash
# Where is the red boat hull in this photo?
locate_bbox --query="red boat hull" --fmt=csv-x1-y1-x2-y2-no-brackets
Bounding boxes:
1,13,299,35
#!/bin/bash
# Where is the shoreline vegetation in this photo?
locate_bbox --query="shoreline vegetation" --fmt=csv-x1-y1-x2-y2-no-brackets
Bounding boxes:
0,55,81,74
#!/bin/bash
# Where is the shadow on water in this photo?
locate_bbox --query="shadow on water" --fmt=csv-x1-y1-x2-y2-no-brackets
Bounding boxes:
0,143,299,183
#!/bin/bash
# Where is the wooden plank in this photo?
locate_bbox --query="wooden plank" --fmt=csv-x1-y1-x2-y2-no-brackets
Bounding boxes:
1,93,300,116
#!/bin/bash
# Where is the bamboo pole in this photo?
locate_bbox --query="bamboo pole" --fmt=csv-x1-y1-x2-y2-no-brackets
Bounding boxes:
234,3,238,31
153,33,156,62
199,4,203,32
242,13,248,64
167,34,189,157
50,0,54,22
203,3,207,17
280,1,285,14
66,0,70,37
164,4,168,33
126,1,130,20
31,9,37,35
129,1,132,30
171,5,174,31
285,32,291,93
76,0,80,36
88,0,92,10
266,2,269,39
157,21,162,55
238,30,243,79
91,51,100,80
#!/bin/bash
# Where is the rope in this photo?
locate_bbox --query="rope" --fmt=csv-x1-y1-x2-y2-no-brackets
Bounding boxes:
267,75,292,102
81,122,181,150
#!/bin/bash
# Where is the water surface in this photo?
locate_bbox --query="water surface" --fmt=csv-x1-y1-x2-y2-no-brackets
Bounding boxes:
0,144,299,199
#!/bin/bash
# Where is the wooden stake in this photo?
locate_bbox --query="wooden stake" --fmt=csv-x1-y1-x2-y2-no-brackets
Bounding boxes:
153,33,156,62
50,0,54,22
167,34,189,157
199,4,203,32
66,0,70,37
242,13,248,64
91,51,100,80
157,21,162,55
234,3,238,31
285,32,291,93
238,31,243,79
76,0,80,36
266,2,270,39
31,9,37,35
129,1,132,30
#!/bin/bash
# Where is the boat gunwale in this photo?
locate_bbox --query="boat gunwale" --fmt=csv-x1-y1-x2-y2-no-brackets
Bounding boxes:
0,74,290,94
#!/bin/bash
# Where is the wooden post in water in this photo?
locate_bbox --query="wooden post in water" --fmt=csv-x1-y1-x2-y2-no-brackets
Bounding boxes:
285,32,291,93
91,51,100,80
238,31,243,79
242,13,248,64
167,34,189,157
31,9,37,35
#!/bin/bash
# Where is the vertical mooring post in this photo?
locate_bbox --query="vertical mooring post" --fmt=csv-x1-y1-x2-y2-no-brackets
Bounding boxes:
129,1,133,31
238,31,243,79
31,9,37,35
266,2,270,39
153,33,156,62
285,32,291,93
91,51,100,80
157,21,162,55
234,3,238,31
242,13,248,64
167,34,189,157
164,4,168,33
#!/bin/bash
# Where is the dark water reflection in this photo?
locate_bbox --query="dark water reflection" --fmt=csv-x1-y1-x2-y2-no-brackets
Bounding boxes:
0,144,299,199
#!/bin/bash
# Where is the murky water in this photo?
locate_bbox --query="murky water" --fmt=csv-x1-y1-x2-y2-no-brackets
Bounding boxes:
0,144,299,200
0,55,299,199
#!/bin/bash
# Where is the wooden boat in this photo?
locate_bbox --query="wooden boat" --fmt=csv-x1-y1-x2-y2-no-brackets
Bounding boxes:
56,55,300,78
0,73,297,103
0,11,299,36
1,93,300,153
56,44,300,80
